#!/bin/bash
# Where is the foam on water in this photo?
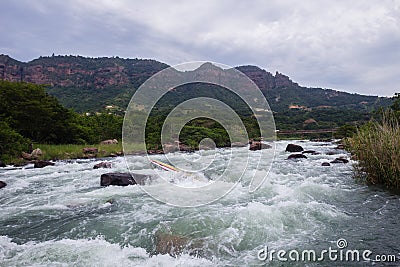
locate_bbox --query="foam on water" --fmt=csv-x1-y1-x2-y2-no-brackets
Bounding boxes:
0,236,214,267
0,140,399,266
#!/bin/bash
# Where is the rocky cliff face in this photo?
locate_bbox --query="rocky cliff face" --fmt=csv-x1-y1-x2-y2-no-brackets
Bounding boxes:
234,65,300,92
0,55,300,91
0,54,390,113
0,54,168,89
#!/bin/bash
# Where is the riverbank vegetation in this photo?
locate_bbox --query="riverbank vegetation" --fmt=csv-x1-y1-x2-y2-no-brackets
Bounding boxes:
36,143,122,161
0,80,394,167
0,81,123,163
347,95,400,190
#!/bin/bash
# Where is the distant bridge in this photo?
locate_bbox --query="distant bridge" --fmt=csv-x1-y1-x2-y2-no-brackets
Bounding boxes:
276,128,339,135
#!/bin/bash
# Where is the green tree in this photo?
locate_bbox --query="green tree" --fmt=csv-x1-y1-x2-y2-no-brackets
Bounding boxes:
391,93,400,113
0,121,30,163
0,81,81,143
335,124,357,138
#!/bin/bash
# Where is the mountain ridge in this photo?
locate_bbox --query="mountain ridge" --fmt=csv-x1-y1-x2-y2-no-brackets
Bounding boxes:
0,54,391,114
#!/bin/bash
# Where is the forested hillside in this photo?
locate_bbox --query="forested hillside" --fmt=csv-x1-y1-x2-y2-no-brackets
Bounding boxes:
0,54,393,134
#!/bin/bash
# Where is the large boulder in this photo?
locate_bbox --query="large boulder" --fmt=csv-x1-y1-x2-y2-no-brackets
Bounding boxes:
285,144,304,152
93,162,112,169
0,181,7,189
287,154,307,160
31,148,43,159
162,143,179,154
0,161,6,168
249,141,272,151
21,152,32,160
100,139,118,145
34,160,55,168
100,172,151,186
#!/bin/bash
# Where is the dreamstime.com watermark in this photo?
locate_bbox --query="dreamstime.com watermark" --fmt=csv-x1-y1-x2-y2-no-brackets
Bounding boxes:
257,238,399,263
122,61,276,207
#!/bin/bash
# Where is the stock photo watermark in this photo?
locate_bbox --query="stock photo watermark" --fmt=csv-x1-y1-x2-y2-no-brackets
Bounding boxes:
257,238,398,263
122,61,276,207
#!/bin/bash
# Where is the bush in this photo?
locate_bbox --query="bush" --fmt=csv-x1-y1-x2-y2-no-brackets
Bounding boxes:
335,124,357,139
0,121,30,163
347,110,400,189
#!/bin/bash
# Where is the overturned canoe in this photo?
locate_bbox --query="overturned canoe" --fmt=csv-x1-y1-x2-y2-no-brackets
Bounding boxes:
150,159,178,172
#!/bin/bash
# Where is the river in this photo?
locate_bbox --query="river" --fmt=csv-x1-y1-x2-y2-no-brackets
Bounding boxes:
0,140,399,266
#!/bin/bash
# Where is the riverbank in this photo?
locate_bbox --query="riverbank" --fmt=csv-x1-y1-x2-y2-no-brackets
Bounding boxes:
346,110,400,190
3,136,337,167
5,143,124,167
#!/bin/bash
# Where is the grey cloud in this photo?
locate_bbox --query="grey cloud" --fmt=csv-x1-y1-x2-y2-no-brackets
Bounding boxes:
0,0,399,96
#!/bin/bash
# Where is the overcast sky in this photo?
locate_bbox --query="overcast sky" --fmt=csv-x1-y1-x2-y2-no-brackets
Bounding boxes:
1,0,399,96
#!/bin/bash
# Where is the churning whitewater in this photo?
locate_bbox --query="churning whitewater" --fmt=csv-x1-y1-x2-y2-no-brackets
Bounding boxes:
1,141,399,266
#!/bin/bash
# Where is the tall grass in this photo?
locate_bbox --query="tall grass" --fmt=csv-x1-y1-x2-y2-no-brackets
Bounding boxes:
347,110,400,189
36,143,123,161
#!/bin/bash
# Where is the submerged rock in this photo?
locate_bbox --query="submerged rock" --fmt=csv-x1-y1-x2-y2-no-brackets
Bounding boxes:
13,161,29,167
100,172,151,186
249,141,272,151
326,151,340,155
285,144,304,152
330,157,349,164
322,162,331,166
34,160,55,168
155,232,189,257
0,181,7,189
335,144,345,150
302,150,318,154
93,162,112,169
154,231,203,257
287,154,307,160
310,138,332,142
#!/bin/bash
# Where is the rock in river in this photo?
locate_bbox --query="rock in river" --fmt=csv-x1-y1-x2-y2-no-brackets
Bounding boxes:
285,144,304,152
330,157,349,164
0,181,7,189
100,172,151,186
287,154,307,160
34,160,55,168
93,162,112,169
249,141,272,151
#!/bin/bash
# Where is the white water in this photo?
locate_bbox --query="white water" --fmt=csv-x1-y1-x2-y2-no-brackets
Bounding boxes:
1,141,399,266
